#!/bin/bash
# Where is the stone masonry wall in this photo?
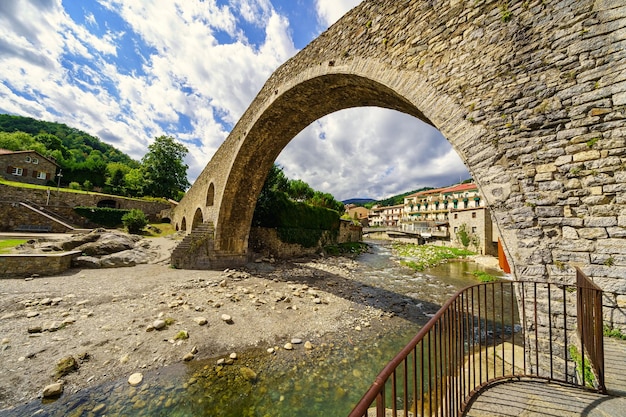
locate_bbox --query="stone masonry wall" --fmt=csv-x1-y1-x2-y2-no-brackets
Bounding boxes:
0,184,173,230
0,251,81,278
173,0,625,329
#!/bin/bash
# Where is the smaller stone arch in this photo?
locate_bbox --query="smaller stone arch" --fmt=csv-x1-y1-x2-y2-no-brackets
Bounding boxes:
206,183,215,207
180,217,187,232
192,208,203,229
97,199,117,208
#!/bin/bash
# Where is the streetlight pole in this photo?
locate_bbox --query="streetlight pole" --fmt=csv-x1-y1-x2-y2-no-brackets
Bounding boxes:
56,169,63,194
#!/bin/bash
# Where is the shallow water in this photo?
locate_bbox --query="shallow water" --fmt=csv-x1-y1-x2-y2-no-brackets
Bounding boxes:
4,242,504,417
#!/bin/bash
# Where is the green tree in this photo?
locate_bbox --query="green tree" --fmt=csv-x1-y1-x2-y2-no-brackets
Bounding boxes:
308,191,344,212
288,179,315,202
141,135,190,199
124,168,145,197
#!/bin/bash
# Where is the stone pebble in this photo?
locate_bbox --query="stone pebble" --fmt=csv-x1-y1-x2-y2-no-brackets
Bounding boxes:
128,372,143,386
42,382,63,398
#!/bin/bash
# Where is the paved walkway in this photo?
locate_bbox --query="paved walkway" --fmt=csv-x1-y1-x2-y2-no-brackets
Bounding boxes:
464,337,626,417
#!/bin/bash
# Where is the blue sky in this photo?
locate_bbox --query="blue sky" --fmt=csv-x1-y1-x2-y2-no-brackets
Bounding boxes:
0,0,469,201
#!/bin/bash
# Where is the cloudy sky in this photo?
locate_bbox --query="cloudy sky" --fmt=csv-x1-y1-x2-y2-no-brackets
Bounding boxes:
0,0,469,201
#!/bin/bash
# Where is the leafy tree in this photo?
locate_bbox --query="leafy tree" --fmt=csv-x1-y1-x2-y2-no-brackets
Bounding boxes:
288,179,315,202
124,168,145,197
309,191,344,212
141,135,190,199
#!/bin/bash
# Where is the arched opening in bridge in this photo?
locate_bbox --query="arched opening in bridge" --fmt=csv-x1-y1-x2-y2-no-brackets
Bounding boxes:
192,208,203,229
180,217,187,232
271,107,500,258
206,183,215,206
180,70,513,272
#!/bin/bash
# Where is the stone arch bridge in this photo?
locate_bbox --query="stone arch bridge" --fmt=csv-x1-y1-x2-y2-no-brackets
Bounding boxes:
171,0,625,325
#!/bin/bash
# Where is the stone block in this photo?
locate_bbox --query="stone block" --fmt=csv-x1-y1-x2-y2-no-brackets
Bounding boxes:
607,227,626,238
584,216,617,227
572,150,601,162
577,227,608,239
536,163,557,173
613,91,626,106
534,172,554,181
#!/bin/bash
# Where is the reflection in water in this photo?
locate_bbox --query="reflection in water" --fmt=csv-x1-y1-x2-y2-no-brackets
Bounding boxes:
3,242,505,417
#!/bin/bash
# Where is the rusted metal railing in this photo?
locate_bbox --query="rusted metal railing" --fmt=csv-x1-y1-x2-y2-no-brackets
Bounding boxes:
576,267,606,394
349,275,606,417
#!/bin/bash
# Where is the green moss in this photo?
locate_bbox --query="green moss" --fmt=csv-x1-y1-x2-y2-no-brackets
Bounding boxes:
394,244,475,271
55,356,79,378
586,137,599,148
604,325,626,340
174,330,189,340
473,271,498,282
0,239,27,254
568,345,595,388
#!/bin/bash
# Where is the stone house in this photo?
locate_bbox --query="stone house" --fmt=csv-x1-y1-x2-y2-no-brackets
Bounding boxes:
0,149,58,186
345,204,370,226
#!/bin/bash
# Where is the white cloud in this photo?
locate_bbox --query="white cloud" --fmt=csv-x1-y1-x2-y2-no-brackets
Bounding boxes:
0,0,469,201
315,0,362,27
277,108,469,201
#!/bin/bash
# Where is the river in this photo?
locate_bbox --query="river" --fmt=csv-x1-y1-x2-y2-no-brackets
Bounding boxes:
5,241,505,416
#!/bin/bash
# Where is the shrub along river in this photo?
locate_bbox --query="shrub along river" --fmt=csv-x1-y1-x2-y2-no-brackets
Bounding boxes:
5,241,506,417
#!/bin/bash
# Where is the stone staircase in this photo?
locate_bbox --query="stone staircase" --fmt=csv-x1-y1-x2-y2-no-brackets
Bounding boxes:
170,222,216,269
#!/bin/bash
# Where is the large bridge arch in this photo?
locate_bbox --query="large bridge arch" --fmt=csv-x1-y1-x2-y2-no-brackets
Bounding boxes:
173,0,625,326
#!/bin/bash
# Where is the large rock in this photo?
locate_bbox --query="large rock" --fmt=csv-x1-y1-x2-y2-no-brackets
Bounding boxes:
77,233,138,256
60,229,103,251
72,256,102,268
99,250,138,268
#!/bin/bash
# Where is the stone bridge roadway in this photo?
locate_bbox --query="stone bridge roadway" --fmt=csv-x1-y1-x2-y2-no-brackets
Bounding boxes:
171,1,626,329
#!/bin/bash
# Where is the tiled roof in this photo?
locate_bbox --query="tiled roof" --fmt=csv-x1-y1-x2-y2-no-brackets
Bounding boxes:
0,149,59,166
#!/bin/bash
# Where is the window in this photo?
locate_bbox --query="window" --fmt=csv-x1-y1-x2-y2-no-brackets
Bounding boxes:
472,227,477,233
11,167,23,176
24,156,31,163
472,212,477,218
32,158,39,164
454,213,458,219
454,227,458,233
37,171,47,180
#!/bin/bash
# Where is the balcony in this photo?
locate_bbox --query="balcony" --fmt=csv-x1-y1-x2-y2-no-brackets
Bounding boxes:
349,268,626,416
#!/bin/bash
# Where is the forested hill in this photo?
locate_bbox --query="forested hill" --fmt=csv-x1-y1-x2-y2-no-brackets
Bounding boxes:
0,114,136,166
0,113,142,192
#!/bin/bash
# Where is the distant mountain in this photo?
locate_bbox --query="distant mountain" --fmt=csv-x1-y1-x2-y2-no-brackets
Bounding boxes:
343,198,376,205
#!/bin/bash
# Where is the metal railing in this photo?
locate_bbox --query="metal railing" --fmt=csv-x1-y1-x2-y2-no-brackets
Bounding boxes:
349,274,606,417
576,267,605,394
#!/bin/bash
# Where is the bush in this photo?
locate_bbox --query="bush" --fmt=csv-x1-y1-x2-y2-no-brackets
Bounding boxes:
74,206,129,227
122,209,148,234
68,181,81,190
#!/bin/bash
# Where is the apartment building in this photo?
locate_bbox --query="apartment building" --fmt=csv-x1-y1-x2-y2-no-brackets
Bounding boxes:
401,182,497,255
368,203,404,227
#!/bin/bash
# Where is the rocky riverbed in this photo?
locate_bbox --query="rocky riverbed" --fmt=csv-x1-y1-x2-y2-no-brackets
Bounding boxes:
0,243,419,413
